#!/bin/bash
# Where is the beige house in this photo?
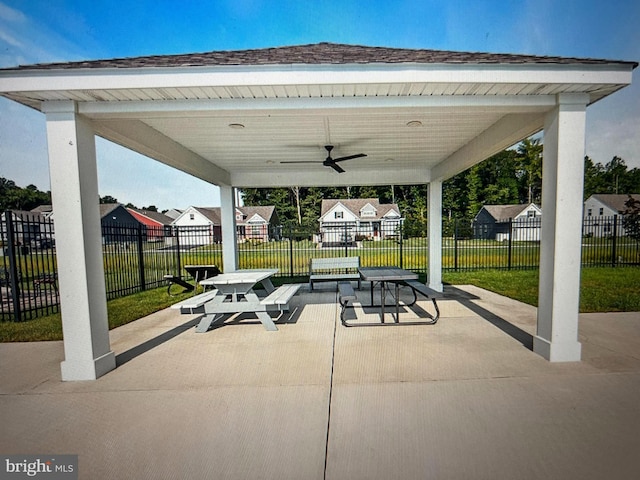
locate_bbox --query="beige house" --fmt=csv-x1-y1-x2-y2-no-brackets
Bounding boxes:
318,199,402,245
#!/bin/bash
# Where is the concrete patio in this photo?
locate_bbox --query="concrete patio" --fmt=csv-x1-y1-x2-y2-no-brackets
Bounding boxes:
1,285,639,479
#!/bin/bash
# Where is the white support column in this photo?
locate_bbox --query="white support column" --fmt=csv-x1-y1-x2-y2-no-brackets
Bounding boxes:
43,101,115,380
534,94,589,362
220,185,238,272
428,180,443,292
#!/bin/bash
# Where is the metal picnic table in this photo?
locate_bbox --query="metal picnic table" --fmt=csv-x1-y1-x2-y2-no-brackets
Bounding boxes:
193,269,300,332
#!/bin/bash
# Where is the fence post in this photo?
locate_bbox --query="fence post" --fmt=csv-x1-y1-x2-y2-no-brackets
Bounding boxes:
611,215,618,267
137,224,146,291
288,226,294,277
5,213,22,321
399,219,404,269
454,218,459,272
507,218,513,270
175,227,182,277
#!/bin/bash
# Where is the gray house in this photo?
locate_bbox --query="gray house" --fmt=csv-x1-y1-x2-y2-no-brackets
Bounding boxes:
583,194,640,237
474,203,542,241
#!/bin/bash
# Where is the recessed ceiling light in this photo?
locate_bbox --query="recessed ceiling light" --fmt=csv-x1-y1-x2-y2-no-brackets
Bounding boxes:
266,160,275,164
384,158,394,162
228,123,245,129
406,120,422,127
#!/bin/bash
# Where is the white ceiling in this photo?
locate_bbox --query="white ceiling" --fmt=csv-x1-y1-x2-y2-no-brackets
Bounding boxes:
0,61,635,188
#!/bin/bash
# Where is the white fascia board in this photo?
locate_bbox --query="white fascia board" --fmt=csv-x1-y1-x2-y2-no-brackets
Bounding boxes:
79,94,558,119
0,62,633,93
92,118,231,186
233,166,430,188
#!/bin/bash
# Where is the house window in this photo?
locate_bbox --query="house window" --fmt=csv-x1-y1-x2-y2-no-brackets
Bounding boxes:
599,208,604,215
587,209,592,217
189,213,195,220
335,212,343,219
527,210,536,218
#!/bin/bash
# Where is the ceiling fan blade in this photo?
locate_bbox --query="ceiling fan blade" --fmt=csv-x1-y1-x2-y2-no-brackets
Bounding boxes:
333,153,367,163
330,163,346,173
280,160,321,164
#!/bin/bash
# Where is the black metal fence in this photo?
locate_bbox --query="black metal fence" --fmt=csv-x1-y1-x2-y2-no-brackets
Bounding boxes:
1,212,638,321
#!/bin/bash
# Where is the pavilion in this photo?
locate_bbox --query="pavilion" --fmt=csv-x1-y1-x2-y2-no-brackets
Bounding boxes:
0,43,635,380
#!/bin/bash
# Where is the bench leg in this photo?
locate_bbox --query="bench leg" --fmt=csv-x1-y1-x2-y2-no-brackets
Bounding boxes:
195,314,224,333
339,299,350,326
256,311,278,331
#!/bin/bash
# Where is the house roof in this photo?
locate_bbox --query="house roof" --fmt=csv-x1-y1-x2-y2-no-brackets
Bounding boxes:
238,206,276,223
129,209,174,226
30,205,53,214
3,42,637,71
5,210,48,221
182,206,275,225
321,198,401,221
480,204,540,221
193,207,222,224
590,194,640,213
99,203,121,217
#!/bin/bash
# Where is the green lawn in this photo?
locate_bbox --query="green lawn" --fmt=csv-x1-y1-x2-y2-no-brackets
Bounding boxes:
1,267,638,342
443,267,640,313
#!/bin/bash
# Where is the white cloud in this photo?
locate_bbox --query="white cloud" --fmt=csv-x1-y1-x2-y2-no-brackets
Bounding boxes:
0,1,26,22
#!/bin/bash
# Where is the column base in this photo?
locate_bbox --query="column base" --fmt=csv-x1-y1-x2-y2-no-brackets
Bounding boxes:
533,336,582,362
61,351,116,381
428,282,443,293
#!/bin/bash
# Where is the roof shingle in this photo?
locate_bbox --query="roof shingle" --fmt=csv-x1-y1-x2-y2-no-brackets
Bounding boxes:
4,42,637,71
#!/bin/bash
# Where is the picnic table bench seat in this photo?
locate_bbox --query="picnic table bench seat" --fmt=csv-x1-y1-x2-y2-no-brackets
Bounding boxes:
309,256,361,291
260,284,301,309
171,290,218,313
402,279,441,323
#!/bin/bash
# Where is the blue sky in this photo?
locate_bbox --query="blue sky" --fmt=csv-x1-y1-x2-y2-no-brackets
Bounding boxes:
1,0,638,210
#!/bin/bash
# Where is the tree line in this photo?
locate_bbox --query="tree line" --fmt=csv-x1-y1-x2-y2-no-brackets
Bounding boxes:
2,139,639,232
243,140,640,235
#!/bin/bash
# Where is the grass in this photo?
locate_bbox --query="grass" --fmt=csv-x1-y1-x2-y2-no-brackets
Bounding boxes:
0,286,193,343
1,267,638,342
443,267,640,313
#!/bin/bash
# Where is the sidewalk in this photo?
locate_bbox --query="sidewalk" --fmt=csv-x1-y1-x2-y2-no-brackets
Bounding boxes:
1,285,639,479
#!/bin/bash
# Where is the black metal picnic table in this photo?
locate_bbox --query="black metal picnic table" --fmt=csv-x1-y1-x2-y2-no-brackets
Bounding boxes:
164,264,220,296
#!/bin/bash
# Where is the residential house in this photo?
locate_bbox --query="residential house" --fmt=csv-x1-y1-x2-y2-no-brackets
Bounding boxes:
99,204,143,243
583,194,640,237
163,208,183,220
1,210,54,251
171,206,222,246
127,208,174,242
235,206,280,242
474,203,542,241
318,199,403,246
30,205,54,218
171,206,279,246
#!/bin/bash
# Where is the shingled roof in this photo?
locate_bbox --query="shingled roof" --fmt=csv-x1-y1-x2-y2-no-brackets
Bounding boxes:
4,42,638,71
321,198,401,221
591,194,640,213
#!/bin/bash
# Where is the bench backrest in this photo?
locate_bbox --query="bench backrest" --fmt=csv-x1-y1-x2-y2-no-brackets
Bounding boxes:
310,256,360,272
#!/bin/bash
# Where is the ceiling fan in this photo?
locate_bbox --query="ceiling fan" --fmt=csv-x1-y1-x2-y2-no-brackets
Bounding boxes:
281,145,367,173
